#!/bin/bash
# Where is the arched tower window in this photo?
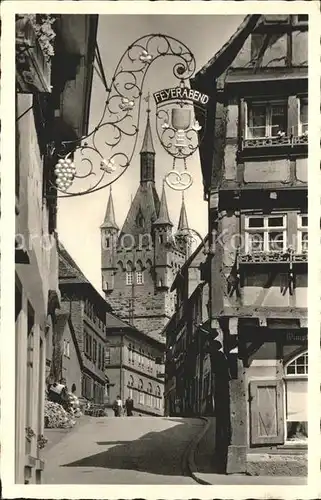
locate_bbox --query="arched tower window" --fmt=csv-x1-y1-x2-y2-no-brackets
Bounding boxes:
126,261,134,286
136,210,144,228
284,350,308,441
138,378,144,405
136,260,144,285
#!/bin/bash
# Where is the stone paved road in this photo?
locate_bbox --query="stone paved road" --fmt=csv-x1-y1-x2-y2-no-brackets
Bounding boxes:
42,416,204,484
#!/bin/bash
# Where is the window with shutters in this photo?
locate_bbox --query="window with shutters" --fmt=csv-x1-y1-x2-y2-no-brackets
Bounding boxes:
249,379,284,446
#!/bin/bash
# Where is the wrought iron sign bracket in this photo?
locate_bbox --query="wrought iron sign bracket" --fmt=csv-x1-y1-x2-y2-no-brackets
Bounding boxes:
47,34,209,198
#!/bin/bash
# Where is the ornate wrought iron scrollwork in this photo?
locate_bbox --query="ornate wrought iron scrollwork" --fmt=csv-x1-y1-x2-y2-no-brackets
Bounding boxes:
50,34,199,197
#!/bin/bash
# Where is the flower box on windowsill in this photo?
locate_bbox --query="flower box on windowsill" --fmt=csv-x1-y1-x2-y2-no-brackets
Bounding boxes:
16,17,52,93
241,134,308,151
238,252,308,265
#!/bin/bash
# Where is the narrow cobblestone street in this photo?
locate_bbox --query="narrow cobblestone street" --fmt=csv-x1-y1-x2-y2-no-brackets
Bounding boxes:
43,417,204,484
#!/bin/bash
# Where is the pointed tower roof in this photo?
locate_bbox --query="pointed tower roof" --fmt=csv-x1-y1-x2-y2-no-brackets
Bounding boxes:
177,193,189,233
140,102,155,154
100,187,119,230
154,183,173,226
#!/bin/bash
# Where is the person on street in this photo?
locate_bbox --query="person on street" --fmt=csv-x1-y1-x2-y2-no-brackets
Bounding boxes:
112,395,123,417
125,395,134,416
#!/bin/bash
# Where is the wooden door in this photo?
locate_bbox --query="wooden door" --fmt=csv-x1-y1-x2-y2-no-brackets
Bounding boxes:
249,380,284,446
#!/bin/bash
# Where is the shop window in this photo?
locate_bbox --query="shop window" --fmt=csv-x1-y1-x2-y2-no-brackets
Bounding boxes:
246,100,287,139
297,214,308,253
245,215,287,253
284,351,308,441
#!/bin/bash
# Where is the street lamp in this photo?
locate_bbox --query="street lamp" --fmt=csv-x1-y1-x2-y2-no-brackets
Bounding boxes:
48,34,209,197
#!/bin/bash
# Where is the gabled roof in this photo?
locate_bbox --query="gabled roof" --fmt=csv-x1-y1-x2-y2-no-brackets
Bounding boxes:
58,241,89,284
120,182,160,237
58,240,112,312
105,312,164,349
192,15,261,85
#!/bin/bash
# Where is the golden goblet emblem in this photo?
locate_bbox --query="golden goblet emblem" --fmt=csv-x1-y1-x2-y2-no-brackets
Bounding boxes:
171,107,191,148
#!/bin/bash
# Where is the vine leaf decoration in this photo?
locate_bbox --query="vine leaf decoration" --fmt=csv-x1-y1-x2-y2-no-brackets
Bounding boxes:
51,34,197,198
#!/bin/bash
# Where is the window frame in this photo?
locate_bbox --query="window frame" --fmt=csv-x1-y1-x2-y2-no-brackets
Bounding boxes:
285,350,308,379
136,271,144,285
297,214,308,253
245,99,288,140
244,214,287,253
126,271,133,286
298,97,308,136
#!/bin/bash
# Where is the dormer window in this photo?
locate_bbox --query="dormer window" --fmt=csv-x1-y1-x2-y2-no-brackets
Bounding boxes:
246,100,287,139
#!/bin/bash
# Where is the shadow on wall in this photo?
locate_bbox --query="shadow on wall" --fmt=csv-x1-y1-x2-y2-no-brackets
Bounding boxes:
61,418,203,478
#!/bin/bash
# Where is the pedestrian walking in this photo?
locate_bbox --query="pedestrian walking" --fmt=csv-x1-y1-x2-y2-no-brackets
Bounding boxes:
125,395,134,416
112,395,123,417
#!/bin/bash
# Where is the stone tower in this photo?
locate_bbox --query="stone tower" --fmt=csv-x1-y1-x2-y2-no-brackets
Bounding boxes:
100,110,190,342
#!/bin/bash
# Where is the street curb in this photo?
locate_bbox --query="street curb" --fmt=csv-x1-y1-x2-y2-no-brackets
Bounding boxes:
186,417,212,485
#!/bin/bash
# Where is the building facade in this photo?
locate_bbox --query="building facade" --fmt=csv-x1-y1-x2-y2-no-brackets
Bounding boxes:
164,239,210,417
192,14,308,476
58,243,110,405
15,14,97,484
104,314,165,416
101,111,192,343
49,310,83,396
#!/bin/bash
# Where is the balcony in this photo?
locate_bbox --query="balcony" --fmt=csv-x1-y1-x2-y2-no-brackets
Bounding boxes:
16,17,52,93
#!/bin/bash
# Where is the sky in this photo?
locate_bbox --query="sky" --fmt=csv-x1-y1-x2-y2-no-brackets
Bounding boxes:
57,14,245,292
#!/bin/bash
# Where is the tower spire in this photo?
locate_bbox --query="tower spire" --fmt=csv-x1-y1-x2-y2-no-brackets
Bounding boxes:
101,186,119,230
140,94,155,184
153,181,173,226
177,192,189,231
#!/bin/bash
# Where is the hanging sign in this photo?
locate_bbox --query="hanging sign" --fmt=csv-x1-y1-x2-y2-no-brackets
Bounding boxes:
153,86,209,191
153,87,209,106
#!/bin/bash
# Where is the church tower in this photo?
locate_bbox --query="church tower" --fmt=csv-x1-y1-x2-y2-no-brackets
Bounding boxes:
101,187,119,293
100,107,189,342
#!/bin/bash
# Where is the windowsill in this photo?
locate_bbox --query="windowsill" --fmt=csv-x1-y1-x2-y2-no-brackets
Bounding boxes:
278,440,308,451
240,135,308,155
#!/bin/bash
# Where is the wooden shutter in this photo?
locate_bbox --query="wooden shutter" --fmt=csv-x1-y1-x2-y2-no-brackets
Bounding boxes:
249,379,284,445
239,99,247,141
